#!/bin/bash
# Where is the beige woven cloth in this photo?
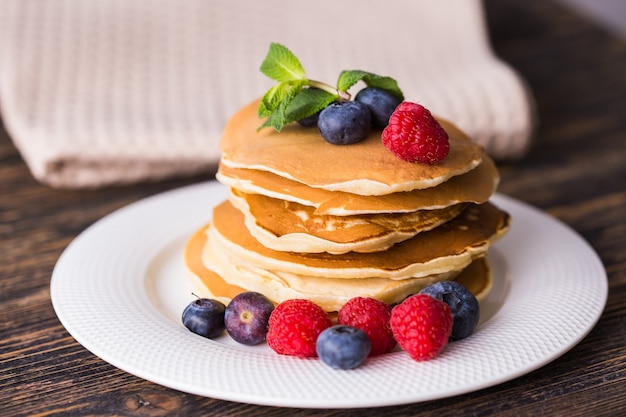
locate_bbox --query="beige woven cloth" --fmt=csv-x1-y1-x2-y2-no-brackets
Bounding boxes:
0,0,534,188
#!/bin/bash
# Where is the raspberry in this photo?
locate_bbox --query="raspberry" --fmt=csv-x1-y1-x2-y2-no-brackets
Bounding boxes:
381,102,450,164
390,294,453,361
266,299,332,357
338,297,396,356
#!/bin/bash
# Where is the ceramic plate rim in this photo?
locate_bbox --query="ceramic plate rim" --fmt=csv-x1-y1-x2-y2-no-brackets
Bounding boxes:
50,181,608,409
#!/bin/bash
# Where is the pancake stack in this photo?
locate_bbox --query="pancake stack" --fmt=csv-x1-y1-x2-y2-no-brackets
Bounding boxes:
185,99,510,312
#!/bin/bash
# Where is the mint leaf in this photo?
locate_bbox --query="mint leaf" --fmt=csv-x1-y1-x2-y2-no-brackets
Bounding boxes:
259,43,306,83
337,70,404,101
285,88,337,122
258,82,290,117
258,80,306,131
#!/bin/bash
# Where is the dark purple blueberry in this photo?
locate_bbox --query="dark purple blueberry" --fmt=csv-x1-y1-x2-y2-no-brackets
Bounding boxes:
317,101,371,145
316,325,371,369
224,292,275,345
355,87,401,127
419,281,480,341
297,111,320,127
181,297,226,339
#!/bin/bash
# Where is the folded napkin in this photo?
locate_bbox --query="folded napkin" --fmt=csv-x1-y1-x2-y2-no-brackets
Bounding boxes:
0,0,534,188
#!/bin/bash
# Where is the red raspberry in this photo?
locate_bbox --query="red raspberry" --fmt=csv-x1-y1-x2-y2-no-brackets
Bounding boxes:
266,299,332,357
390,294,453,361
381,102,450,164
338,297,396,356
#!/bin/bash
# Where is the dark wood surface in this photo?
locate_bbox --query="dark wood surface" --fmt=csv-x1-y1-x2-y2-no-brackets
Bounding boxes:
2,1,625,415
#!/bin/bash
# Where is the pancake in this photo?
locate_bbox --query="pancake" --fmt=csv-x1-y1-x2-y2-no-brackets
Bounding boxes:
184,225,246,306
217,153,499,215
219,99,484,196
229,188,468,254
207,199,510,280
185,224,494,312
185,96,510,316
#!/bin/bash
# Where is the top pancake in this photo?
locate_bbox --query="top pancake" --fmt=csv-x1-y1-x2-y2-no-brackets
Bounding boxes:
220,99,484,196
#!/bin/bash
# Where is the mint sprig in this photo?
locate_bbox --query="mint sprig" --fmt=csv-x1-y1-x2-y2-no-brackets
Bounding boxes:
258,43,404,131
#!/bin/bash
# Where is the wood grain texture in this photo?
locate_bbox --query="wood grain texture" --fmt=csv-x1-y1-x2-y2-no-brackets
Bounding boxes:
2,1,625,415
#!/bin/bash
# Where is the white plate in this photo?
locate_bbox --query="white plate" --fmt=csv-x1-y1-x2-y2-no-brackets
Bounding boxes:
51,182,607,409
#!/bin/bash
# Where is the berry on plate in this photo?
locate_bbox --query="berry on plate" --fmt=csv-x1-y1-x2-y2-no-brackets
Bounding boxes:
224,291,275,345
419,281,480,341
316,325,372,369
390,293,453,361
338,297,396,356
181,297,226,339
266,299,332,357
381,102,450,164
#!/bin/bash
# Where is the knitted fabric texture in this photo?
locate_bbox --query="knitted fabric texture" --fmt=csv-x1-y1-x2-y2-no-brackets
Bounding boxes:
0,0,534,188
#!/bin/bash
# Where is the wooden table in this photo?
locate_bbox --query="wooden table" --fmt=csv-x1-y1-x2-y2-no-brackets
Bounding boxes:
2,1,625,415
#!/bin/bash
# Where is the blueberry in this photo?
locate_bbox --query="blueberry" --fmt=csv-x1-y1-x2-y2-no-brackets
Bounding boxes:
419,281,480,341
355,87,401,128
316,325,371,369
317,101,371,145
224,291,275,345
297,111,320,127
181,297,226,339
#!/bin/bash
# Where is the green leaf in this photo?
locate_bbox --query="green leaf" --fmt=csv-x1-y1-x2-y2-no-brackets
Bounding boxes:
336,70,367,92
337,70,404,101
258,80,306,131
284,88,337,122
258,109,283,130
259,43,306,83
258,82,290,117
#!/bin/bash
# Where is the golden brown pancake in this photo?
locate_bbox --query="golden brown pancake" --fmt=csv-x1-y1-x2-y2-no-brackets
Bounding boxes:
219,99,484,195
229,188,468,254
184,225,246,306
217,155,499,216
207,199,509,280
217,153,499,215
185,224,493,312
185,97,509,314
